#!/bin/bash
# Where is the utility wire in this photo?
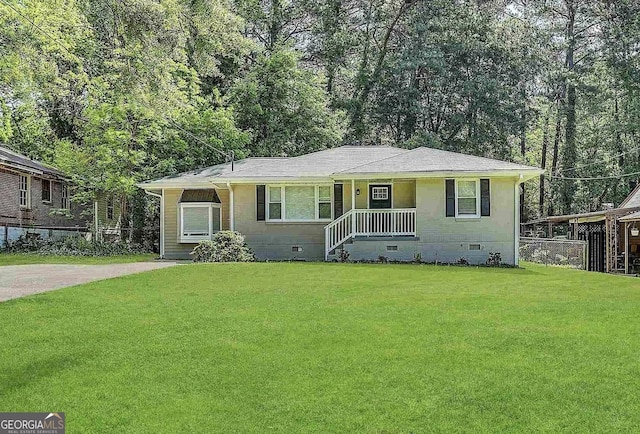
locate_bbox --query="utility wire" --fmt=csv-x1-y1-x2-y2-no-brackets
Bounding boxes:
548,170,640,181
167,118,235,170
551,145,640,174
0,0,236,168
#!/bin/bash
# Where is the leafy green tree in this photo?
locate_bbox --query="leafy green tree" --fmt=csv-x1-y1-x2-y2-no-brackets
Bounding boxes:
229,48,345,156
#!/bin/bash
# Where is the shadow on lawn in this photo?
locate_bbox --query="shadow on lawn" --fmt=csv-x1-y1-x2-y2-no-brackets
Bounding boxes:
265,261,543,275
0,354,83,394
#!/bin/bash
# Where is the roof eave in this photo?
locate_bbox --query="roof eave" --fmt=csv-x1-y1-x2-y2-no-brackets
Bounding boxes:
137,170,543,189
333,169,543,181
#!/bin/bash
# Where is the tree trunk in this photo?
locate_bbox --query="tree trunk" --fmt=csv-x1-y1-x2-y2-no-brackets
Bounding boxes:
548,99,563,216
560,0,577,215
539,106,551,216
349,0,416,139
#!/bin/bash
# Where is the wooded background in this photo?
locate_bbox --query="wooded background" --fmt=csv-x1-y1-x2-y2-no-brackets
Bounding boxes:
1,0,639,238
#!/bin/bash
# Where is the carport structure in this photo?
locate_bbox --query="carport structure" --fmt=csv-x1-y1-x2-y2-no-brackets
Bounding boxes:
522,204,640,274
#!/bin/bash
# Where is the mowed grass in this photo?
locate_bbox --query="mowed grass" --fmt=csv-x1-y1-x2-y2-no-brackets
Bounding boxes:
1,263,639,432
0,253,157,265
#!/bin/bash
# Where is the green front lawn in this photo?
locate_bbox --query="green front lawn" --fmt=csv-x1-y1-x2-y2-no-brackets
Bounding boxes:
0,253,157,266
1,263,639,432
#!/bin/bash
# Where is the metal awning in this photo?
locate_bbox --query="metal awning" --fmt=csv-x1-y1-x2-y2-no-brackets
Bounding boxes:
180,189,220,203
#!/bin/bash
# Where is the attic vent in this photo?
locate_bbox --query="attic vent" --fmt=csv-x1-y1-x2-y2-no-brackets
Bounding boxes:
469,244,481,251
292,246,303,252
386,245,398,251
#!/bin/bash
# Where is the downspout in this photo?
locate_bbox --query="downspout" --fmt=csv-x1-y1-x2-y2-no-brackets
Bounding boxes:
227,182,235,231
515,174,523,265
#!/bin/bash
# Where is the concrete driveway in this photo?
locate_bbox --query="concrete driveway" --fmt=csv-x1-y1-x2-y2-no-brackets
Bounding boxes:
0,262,178,302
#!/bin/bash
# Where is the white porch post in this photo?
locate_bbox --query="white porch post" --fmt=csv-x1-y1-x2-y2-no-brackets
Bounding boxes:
625,221,629,274
227,182,235,231
351,179,356,210
351,179,356,233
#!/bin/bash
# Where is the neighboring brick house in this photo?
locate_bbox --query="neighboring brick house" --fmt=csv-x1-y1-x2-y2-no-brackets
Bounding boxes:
0,146,89,229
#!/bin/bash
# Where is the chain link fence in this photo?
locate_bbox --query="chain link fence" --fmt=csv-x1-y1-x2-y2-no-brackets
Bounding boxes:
519,237,587,269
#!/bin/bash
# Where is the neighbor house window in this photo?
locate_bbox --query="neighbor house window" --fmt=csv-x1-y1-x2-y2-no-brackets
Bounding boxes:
42,179,51,203
106,197,114,220
19,175,30,208
61,184,69,209
267,185,333,222
180,203,221,243
455,180,479,217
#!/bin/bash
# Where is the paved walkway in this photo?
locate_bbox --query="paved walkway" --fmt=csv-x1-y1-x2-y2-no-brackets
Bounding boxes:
0,262,178,302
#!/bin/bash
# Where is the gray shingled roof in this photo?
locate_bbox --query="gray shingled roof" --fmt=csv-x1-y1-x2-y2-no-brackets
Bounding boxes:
225,146,406,178
338,147,538,174
143,157,289,186
0,146,65,177
139,145,541,187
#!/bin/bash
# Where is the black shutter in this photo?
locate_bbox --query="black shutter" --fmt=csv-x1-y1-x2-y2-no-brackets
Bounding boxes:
481,179,490,216
446,179,455,217
334,184,343,218
256,185,266,221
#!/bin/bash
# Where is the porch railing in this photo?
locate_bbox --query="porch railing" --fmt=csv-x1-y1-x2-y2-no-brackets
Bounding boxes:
324,208,416,259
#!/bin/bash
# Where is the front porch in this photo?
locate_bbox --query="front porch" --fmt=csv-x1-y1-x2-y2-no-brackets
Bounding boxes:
325,179,418,260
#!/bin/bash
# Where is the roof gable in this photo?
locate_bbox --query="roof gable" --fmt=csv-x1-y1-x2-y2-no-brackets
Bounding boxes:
620,184,640,209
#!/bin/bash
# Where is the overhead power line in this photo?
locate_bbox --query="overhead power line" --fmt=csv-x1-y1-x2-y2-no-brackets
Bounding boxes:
554,145,640,173
0,0,236,169
548,170,640,181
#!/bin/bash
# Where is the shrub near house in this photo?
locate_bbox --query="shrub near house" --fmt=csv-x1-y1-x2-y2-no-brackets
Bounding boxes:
191,231,255,262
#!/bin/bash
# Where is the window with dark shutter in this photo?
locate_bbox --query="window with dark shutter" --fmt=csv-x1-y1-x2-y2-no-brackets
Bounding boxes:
334,184,343,218
256,185,266,221
445,179,455,217
480,179,490,216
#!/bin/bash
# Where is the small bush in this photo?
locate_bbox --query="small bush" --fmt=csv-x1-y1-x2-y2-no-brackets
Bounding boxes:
413,252,422,263
455,257,469,266
3,234,146,256
338,249,350,263
486,252,502,266
191,231,255,263
377,255,389,264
